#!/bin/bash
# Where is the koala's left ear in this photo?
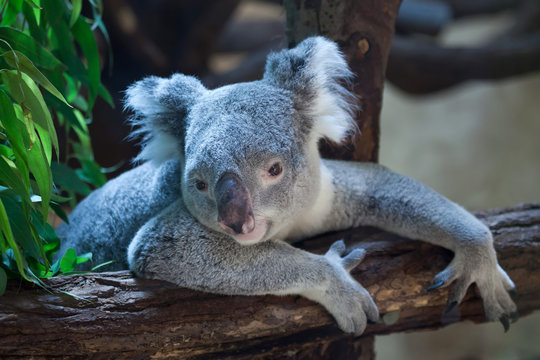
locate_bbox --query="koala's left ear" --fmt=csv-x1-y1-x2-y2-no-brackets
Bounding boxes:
263,37,357,143
124,74,207,163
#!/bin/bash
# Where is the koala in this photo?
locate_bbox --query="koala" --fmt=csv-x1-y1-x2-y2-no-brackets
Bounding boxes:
56,37,517,335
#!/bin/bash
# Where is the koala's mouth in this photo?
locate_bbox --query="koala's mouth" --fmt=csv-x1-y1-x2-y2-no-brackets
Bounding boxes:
220,219,268,245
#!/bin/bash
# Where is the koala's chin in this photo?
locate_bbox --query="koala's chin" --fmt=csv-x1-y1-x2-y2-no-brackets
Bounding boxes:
223,219,269,246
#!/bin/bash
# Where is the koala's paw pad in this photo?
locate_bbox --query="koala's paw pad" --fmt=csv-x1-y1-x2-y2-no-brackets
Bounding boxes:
428,252,517,331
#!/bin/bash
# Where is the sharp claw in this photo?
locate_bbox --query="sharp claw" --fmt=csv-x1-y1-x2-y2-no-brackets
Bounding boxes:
510,311,519,323
427,280,444,292
367,319,376,325
508,288,517,297
444,301,458,314
499,316,510,332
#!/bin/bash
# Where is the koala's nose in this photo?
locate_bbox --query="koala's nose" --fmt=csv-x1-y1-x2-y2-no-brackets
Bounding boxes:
215,173,255,235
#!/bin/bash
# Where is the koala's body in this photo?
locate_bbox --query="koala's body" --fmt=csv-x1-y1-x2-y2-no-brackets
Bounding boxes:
57,37,517,335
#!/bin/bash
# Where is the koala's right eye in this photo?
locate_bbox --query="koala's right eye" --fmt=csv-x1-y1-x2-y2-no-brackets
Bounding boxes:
195,180,208,192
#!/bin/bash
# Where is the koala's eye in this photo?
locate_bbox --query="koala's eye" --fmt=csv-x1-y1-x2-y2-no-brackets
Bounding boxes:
268,162,283,177
195,179,208,192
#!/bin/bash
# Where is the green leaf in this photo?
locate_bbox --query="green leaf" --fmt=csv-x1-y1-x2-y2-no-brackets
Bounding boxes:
0,155,30,205
77,159,106,187
22,3,42,43
72,17,100,110
0,266,6,296
0,193,40,261
0,197,29,281
1,0,22,27
2,50,70,106
49,256,61,276
23,0,40,9
49,201,68,223
59,247,76,273
51,161,90,195
69,0,82,28
2,70,58,163
91,260,115,272
41,0,87,87
0,89,29,167
26,131,52,220
0,27,63,70
43,92,84,132
76,252,91,265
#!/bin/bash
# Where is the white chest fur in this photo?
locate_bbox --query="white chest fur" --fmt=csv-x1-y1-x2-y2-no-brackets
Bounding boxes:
278,163,335,242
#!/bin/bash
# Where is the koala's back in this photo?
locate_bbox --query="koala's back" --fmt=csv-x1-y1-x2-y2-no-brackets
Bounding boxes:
56,159,182,270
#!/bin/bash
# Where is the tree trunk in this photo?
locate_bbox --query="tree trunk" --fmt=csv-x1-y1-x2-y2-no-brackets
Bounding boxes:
284,0,402,162
1,203,538,359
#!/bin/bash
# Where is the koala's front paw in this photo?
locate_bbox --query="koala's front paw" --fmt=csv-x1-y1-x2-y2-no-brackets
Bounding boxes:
314,240,379,335
428,249,517,330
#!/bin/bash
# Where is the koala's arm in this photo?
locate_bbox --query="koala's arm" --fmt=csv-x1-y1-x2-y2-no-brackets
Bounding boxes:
128,199,378,335
310,160,517,326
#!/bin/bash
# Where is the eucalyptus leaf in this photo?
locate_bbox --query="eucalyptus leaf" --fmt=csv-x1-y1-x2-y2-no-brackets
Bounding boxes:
59,247,77,273
2,50,70,105
0,193,41,260
0,89,29,167
0,155,30,205
69,0,82,28
1,70,57,162
51,161,90,195
72,17,100,110
49,201,68,223
0,198,29,281
23,0,40,9
26,132,52,220
0,27,63,70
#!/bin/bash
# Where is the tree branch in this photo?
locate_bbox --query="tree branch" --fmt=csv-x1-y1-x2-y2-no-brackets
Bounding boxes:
1,203,538,359
387,33,540,94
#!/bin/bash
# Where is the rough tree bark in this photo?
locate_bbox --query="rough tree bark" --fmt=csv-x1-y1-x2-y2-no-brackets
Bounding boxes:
284,0,402,162
1,203,539,359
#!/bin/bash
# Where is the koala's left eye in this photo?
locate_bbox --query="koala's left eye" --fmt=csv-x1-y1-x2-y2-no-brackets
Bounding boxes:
195,179,208,192
268,162,283,177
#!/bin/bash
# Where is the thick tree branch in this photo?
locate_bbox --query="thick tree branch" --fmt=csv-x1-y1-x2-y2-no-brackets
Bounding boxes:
387,33,540,94
1,203,538,359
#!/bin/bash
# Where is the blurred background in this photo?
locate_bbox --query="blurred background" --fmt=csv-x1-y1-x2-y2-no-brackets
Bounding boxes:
88,0,540,358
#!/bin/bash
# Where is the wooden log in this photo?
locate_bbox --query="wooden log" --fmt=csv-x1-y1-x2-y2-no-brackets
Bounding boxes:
284,0,403,163
1,203,538,359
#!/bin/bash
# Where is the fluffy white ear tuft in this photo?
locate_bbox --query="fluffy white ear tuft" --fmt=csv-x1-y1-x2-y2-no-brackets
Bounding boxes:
308,37,358,143
124,74,206,163
263,37,358,144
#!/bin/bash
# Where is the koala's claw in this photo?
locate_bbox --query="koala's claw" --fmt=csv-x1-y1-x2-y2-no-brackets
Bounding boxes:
342,248,367,271
427,280,444,292
429,252,518,330
500,315,510,332
444,301,458,314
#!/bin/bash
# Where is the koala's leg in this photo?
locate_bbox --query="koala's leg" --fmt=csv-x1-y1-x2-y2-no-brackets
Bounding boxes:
323,160,517,328
128,199,378,335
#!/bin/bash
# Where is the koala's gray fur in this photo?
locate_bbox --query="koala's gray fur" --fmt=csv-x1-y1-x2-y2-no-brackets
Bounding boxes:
57,37,517,335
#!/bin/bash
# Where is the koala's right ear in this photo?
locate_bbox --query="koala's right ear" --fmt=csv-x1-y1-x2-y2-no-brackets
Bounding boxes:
263,37,357,144
124,74,207,163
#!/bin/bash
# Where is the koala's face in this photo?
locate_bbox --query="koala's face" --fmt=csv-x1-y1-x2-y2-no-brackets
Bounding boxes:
125,37,355,245
181,82,318,245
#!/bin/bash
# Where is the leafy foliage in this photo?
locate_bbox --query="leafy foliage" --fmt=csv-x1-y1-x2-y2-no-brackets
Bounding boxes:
0,0,113,294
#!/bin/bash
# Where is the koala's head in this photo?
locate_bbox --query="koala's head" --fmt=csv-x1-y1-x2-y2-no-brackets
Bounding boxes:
125,37,356,245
